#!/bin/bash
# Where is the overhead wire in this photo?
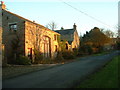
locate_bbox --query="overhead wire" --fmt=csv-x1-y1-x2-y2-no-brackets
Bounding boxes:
59,0,115,29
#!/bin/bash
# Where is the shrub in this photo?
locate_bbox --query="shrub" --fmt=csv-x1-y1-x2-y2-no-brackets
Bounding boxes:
87,45,93,54
33,49,43,64
79,45,93,55
116,42,120,50
73,48,79,56
62,50,75,59
55,51,64,61
40,58,54,64
98,46,104,53
16,55,31,65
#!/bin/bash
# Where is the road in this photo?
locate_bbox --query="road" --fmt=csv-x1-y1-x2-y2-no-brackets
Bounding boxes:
2,50,120,88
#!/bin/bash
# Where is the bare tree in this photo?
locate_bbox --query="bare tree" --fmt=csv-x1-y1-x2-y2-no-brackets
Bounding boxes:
100,28,115,38
30,26,43,51
46,21,57,30
103,30,115,38
115,24,120,37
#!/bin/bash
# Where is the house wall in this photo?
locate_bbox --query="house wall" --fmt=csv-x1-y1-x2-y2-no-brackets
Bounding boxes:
25,21,59,60
2,10,25,63
2,9,60,64
71,30,80,49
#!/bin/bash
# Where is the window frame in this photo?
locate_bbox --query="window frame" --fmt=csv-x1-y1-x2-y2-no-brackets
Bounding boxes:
8,22,17,32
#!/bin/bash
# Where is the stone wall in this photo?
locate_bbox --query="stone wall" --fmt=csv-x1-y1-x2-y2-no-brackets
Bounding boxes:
25,21,59,60
2,9,60,63
2,10,25,63
71,30,80,49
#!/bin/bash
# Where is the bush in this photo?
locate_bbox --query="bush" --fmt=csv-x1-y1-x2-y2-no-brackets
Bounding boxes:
73,48,79,56
79,45,93,55
62,50,75,59
33,49,43,64
55,51,64,61
98,46,104,53
40,58,54,64
116,42,120,50
16,55,31,65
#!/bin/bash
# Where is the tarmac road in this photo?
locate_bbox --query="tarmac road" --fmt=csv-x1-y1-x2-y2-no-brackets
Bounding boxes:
2,50,120,88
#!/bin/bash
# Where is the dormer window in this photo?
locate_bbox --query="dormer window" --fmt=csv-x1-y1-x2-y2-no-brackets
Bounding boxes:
9,23,17,31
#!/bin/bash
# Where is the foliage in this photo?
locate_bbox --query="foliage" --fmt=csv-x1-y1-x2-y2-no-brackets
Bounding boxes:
73,48,79,56
76,55,119,88
100,28,115,38
62,50,75,59
79,45,93,55
59,40,68,52
80,27,113,54
16,55,31,65
98,46,104,53
116,41,120,50
82,27,112,47
10,34,23,64
33,49,43,64
55,51,64,61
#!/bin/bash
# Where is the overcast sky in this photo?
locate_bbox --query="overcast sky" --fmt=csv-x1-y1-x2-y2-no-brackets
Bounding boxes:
2,0,119,35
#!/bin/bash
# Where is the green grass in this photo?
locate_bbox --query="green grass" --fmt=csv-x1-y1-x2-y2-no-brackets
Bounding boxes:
76,55,119,88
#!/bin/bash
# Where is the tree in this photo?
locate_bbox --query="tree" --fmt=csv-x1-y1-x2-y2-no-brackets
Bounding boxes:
29,25,44,59
60,27,64,30
82,27,112,48
10,33,22,64
100,28,115,38
103,30,114,38
46,21,57,30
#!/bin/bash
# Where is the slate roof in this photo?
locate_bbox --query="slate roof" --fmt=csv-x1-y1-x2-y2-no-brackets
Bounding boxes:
54,29,75,44
55,29,74,35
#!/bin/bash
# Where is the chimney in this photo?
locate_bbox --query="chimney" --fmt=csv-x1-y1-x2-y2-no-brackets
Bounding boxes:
73,23,77,30
0,1,6,9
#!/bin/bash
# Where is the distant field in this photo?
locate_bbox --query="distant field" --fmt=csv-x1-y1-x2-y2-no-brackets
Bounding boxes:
76,55,119,88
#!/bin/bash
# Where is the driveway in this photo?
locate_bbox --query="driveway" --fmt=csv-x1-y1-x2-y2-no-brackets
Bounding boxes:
2,50,120,88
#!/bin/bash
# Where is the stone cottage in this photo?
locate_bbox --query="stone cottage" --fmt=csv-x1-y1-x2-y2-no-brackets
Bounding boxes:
55,23,80,51
0,2,60,63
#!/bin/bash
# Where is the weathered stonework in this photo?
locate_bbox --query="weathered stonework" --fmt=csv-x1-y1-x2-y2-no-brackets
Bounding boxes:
71,30,80,49
25,21,59,60
55,24,80,51
1,3,60,63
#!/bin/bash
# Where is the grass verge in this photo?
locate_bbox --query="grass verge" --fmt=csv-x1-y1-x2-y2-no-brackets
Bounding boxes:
76,55,119,88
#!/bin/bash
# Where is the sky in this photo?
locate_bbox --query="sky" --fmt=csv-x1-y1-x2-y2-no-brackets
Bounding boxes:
2,0,119,36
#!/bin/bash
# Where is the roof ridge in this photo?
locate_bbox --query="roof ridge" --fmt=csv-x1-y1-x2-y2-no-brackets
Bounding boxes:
3,9,60,34
55,29,74,31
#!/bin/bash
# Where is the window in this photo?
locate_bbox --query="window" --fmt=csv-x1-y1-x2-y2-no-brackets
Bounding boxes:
54,35,57,41
9,23,17,31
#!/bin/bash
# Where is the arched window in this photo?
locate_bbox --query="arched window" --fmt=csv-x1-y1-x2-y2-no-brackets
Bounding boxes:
43,36,51,58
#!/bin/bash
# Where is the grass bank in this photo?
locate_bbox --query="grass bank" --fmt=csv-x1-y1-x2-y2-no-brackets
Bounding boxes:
76,55,119,88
